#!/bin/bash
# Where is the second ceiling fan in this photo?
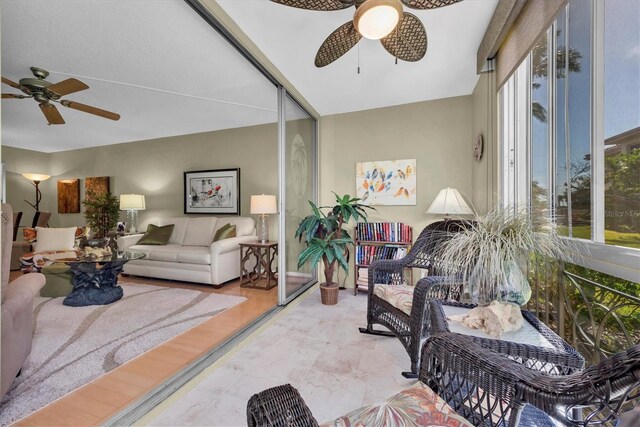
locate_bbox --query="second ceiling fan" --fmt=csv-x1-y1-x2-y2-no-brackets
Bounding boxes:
271,0,462,67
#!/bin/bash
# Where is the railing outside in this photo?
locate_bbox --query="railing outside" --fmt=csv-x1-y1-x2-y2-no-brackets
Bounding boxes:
527,261,640,366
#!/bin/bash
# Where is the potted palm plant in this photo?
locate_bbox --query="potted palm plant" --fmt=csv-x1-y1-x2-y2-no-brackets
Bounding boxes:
295,193,373,305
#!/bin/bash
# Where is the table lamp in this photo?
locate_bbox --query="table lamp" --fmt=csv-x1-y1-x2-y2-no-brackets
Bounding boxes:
119,194,145,233
251,194,277,243
22,173,51,211
426,187,473,219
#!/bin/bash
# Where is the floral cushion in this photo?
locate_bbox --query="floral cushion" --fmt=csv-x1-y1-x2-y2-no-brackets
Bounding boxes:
20,250,81,273
321,382,472,427
374,284,415,315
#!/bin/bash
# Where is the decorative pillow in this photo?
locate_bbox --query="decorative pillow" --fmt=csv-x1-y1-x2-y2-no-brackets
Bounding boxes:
137,224,175,245
321,382,473,427
213,223,236,242
24,226,88,243
32,227,77,253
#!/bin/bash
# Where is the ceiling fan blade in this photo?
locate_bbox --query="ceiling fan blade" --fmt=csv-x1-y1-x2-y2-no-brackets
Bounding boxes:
270,0,354,11
46,78,89,97
400,0,461,9
60,100,120,121
39,103,65,125
315,21,362,67
381,12,427,62
2,93,27,99
2,76,21,89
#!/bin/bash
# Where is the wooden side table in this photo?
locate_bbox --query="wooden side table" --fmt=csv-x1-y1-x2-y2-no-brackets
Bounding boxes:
240,241,278,290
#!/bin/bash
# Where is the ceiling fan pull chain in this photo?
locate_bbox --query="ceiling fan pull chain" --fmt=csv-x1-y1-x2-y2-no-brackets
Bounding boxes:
357,43,361,74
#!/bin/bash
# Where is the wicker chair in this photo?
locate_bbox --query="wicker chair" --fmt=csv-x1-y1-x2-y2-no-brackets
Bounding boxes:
421,332,640,426
358,219,470,377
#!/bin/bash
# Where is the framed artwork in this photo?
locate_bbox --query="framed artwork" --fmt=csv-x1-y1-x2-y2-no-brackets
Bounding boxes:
184,168,240,215
57,179,80,213
356,159,417,206
85,176,110,199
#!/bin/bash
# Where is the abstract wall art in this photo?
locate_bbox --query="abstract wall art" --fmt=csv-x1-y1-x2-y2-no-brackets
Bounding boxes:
57,179,80,213
184,168,240,214
85,176,110,200
356,159,416,206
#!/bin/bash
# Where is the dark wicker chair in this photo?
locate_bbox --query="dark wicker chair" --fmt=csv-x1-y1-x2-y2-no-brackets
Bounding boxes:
421,332,640,426
247,384,319,427
359,219,470,377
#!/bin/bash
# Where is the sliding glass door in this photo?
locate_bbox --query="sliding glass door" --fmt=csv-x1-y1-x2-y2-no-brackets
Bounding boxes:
278,89,317,304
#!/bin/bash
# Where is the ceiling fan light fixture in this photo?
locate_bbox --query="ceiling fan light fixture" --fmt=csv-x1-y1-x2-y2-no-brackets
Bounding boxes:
354,0,403,40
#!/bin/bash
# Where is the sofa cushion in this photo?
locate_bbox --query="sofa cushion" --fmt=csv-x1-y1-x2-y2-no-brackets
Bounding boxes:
137,224,174,245
158,217,189,245
217,217,254,237
373,284,414,315
213,223,236,242
177,246,211,265
183,217,218,246
321,382,472,427
130,244,181,262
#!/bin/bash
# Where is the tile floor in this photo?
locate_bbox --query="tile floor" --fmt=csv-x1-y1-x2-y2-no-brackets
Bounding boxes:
146,289,417,426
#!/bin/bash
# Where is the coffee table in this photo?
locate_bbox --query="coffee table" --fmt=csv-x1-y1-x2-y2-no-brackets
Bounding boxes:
50,251,145,307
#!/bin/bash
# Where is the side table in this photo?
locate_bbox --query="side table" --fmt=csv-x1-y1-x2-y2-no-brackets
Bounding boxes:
240,241,278,290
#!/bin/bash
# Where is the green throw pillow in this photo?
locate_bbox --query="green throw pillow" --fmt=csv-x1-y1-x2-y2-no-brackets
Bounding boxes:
213,223,236,242
137,224,174,245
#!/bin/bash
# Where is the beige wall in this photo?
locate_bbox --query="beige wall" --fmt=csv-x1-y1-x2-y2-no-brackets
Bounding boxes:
470,72,499,214
1,123,278,232
319,95,474,286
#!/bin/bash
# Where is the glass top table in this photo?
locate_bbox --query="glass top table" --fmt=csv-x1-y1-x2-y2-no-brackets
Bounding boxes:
44,250,146,307
429,300,585,373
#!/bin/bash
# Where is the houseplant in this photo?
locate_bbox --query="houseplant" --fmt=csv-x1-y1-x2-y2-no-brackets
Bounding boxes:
436,206,579,334
82,190,120,243
295,193,373,305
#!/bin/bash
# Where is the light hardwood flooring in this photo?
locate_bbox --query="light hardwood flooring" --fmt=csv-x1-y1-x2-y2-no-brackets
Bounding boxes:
8,271,277,426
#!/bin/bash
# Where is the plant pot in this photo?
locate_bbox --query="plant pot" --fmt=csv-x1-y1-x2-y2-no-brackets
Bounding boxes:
320,282,339,305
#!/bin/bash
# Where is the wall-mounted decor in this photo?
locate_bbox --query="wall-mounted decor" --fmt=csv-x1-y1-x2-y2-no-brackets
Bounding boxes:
57,179,80,213
474,134,484,162
85,176,110,199
356,159,416,206
184,168,240,215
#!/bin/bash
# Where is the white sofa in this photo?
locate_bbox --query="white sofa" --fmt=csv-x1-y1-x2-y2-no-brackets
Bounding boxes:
117,216,257,287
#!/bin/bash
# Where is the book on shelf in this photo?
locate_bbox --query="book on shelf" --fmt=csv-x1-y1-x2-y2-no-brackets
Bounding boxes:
356,222,411,243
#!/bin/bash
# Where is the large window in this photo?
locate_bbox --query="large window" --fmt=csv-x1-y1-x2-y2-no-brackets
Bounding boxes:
499,0,640,280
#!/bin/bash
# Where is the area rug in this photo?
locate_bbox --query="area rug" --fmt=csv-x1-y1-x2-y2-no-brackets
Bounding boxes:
0,283,246,426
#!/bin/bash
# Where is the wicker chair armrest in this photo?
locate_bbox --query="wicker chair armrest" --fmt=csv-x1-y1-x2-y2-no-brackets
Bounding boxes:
421,334,640,425
247,384,319,427
411,277,464,336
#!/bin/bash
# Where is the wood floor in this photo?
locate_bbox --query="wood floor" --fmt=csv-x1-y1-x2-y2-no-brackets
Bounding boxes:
8,272,278,426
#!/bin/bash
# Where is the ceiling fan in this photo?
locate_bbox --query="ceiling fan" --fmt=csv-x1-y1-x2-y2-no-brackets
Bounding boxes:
2,66,121,125
271,0,462,67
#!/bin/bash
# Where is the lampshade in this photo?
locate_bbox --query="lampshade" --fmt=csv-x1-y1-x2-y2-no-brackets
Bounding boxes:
250,195,278,215
426,187,473,216
353,0,403,40
119,194,146,210
22,173,51,182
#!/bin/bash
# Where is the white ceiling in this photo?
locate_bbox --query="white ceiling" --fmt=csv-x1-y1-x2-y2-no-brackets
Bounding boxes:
1,0,498,153
217,0,498,116
1,0,279,153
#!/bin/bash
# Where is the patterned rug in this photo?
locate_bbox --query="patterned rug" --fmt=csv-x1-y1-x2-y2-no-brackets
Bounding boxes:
0,283,246,426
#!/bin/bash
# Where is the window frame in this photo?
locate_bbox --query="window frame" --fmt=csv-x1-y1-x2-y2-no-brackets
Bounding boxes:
498,0,640,283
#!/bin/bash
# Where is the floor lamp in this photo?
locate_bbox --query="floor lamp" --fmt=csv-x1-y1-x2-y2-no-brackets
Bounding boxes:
22,173,51,211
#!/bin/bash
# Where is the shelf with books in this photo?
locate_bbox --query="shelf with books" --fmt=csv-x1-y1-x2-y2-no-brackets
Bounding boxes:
353,223,412,295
